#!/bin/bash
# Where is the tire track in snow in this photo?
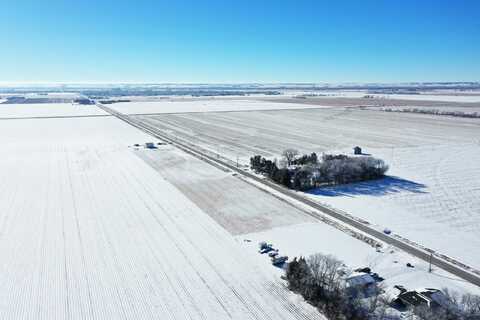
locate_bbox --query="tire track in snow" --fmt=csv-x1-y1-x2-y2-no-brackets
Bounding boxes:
64,149,95,320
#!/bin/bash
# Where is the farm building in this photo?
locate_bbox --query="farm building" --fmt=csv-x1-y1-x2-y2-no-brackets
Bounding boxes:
72,98,94,105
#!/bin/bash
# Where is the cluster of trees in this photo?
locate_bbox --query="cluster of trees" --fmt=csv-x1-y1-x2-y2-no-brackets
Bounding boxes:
98,99,131,104
85,89,280,98
250,150,389,191
291,152,318,165
414,290,480,320
250,155,293,187
381,107,480,119
286,254,389,319
286,254,480,320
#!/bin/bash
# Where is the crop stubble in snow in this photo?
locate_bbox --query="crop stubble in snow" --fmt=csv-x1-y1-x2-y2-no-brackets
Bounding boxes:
134,107,480,269
134,145,315,235
0,116,324,320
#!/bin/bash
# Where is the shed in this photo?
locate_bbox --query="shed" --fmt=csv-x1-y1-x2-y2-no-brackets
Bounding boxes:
353,146,362,155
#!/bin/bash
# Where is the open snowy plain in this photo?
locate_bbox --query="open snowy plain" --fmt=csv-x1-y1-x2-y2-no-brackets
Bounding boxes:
109,99,328,114
1,99,480,319
134,104,480,272
0,103,108,118
0,108,325,319
133,141,480,297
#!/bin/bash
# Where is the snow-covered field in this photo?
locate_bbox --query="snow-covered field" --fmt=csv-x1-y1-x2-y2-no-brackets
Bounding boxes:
130,136,480,297
137,108,480,162
371,93,480,103
323,90,480,103
0,113,324,319
134,145,315,235
305,143,480,269
0,103,108,118
136,108,480,270
108,99,328,114
365,105,480,114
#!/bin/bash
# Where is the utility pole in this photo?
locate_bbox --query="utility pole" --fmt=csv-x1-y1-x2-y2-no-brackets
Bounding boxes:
236,155,239,168
428,253,433,273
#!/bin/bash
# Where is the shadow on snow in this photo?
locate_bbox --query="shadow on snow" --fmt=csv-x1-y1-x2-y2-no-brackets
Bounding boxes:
308,176,427,197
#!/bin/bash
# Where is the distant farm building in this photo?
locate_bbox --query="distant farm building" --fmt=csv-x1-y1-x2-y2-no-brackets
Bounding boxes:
145,142,156,149
353,146,362,155
72,98,94,105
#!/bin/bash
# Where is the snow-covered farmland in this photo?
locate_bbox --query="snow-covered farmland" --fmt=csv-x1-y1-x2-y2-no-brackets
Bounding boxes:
134,145,315,235
364,105,480,115
136,108,480,270
0,115,324,319
0,103,108,118
306,143,480,269
0,117,143,147
319,90,480,103
136,108,480,163
108,99,327,115
366,93,480,103
132,139,480,297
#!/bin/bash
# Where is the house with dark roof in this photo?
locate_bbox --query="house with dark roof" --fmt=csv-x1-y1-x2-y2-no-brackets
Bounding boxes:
394,288,458,313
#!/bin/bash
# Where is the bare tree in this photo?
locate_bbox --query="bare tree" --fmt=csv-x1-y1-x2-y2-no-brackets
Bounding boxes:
460,292,480,318
282,148,299,166
365,284,390,319
286,252,399,320
278,157,288,169
307,253,345,293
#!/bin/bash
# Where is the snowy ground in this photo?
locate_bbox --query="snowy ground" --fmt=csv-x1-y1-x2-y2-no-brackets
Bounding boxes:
136,108,480,270
0,114,324,319
319,90,480,103
134,145,315,235
108,99,328,115
2,101,479,319
0,92,82,104
131,142,480,298
0,103,108,118
364,105,480,114
240,223,480,298
136,108,480,162
305,143,480,269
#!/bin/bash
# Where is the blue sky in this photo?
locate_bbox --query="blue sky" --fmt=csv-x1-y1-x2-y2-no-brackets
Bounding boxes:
1,0,479,83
